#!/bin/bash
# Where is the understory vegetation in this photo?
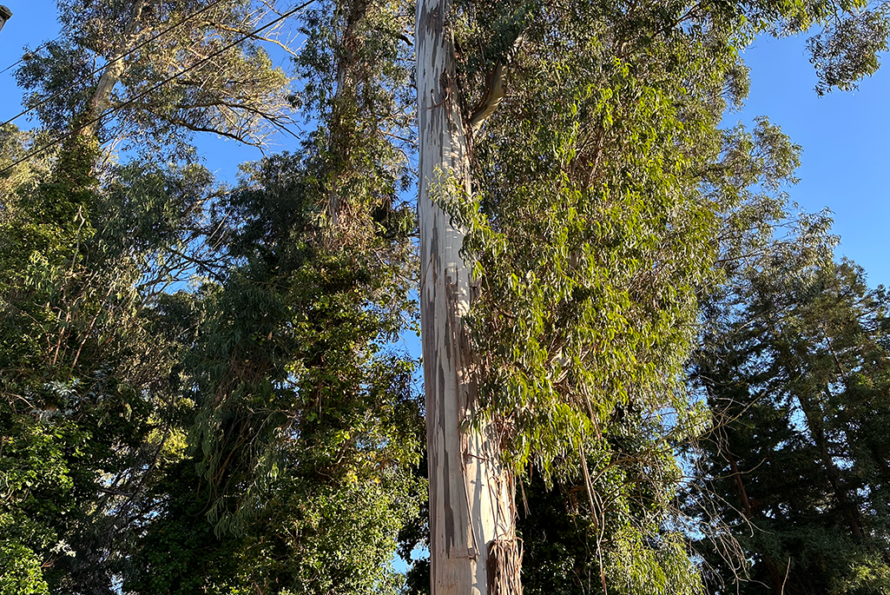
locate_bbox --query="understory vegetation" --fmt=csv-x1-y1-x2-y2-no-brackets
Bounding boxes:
1,0,889,593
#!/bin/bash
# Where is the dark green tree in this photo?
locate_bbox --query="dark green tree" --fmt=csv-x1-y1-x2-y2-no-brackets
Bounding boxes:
121,150,424,595
124,0,425,591
689,251,890,594
0,123,213,593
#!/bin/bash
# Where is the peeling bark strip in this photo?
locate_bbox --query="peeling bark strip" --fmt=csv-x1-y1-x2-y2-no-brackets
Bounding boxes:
415,0,521,593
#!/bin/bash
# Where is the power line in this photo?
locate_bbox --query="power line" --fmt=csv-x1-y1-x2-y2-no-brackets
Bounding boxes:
0,0,98,75
0,0,233,130
0,34,65,76
0,0,312,177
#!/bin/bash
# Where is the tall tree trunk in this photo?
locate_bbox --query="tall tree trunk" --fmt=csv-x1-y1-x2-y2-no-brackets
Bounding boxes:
83,0,149,137
415,0,521,593
325,0,367,232
797,388,864,539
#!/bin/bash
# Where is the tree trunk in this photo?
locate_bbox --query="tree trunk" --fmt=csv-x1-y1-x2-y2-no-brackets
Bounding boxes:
325,0,367,232
84,0,149,136
415,0,521,593
797,388,864,539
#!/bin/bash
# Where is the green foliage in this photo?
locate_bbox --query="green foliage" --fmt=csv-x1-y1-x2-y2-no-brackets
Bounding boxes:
430,0,879,590
689,248,890,594
162,148,425,593
2,4,425,591
121,458,248,595
0,129,205,593
442,0,830,484
294,0,416,248
0,124,53,206
131,2,427,587
4,0,890,593
16,0,293,151
0,410,82,595
517,469,700,595
808,7,890,95
0,542,49,595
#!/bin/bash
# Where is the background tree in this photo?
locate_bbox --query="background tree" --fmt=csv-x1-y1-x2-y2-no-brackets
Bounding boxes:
3,0,425,591
689,244,890,594
123,151,424,594
0,124,213,592
15,0,294,153
122,0,426,592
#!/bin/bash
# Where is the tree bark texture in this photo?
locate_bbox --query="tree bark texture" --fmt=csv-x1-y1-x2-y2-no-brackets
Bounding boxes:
326,0,367,230
415,1,521,593
86,0,149,134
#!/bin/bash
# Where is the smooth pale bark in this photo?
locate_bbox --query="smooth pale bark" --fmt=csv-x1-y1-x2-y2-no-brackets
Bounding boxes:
84,0,149,136
415,1,520,593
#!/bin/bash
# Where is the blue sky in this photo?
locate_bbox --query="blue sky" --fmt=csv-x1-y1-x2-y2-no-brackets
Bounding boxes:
1,2,888,288
1,0,887,579
732,35,890,287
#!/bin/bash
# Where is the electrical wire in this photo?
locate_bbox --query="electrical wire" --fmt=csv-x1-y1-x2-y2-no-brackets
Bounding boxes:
0,0,312,177
0,34,65,76
0,0,101,75
0,0,234,130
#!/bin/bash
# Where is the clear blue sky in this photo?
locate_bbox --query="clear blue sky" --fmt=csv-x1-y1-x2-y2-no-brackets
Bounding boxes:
1,2,888,287
733,34,890,289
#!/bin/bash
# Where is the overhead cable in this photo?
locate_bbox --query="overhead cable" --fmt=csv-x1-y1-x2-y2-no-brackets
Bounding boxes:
0,0,232,130
0,0,311,177
0,34,65,76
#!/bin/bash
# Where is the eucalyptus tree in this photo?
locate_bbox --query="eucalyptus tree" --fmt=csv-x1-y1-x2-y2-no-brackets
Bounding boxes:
4,0,889,593
414,0,890,593
15,0,294,153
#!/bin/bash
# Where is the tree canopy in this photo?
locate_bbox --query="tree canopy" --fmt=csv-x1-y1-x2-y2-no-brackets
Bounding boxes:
0,0,889,594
